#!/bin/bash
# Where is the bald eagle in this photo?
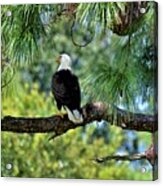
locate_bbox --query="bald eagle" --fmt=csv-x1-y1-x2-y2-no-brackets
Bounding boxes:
51,54,83,123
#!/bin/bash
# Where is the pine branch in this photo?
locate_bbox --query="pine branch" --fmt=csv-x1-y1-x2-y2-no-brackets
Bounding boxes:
93,153,147,163
1,102,157,137
70,14,94,47
93,143,158,168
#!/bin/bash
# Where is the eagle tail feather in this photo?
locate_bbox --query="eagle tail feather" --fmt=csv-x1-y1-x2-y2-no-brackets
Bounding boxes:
65,107,83,123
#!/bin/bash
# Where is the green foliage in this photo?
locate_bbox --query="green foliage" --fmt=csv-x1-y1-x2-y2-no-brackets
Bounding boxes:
1,2,157,179
2,85,152,179
2,83,56,117
76,2,153,36
1,2,157,113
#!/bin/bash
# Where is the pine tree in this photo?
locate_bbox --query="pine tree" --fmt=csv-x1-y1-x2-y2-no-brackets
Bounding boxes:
1,2,158,180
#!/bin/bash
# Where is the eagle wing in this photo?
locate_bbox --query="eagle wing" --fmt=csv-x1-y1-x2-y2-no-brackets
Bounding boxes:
51,70,81,111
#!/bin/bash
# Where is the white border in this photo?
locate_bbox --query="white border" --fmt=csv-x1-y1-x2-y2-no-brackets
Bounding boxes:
1,0,162,186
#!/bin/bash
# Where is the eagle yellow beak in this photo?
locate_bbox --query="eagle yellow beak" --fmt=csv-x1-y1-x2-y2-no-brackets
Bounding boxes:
56,56,61,64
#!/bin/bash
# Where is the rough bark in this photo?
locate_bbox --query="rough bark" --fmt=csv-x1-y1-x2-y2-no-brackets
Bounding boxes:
1,102,158,137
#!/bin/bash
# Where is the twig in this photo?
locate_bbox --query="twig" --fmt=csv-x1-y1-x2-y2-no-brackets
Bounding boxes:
93,153,146,163
1,64,15,89
70,14,94,47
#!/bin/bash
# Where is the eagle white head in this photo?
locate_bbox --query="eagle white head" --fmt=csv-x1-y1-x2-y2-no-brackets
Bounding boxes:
57,54,72,71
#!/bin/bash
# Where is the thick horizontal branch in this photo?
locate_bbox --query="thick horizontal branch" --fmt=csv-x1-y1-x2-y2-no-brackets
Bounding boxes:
1,102,157,137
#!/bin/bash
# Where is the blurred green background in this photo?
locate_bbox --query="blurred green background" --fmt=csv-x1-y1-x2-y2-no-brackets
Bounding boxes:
1,2,157,180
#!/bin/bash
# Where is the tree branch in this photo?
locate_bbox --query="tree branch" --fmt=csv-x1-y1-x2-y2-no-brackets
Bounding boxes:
70,14,94,47
93,153,147,163
1,102,157,137
93,143,158,168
